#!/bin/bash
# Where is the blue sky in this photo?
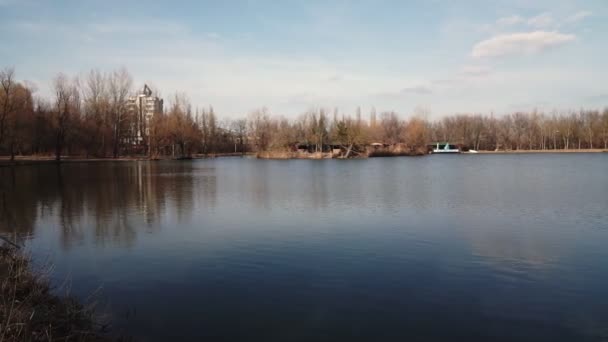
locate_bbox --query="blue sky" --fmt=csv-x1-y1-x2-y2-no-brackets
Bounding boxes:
1,0,606,118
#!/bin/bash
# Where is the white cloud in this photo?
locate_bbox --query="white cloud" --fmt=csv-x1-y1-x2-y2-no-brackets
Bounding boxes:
460,65,492,76
472,31,575,58
527,12,554,28
89,21,188,36
496,15,524,26
375,85,433,101
3,5,603,117
400,85,432,95
490,11,592,33
565,11,592,23
431,79,457,86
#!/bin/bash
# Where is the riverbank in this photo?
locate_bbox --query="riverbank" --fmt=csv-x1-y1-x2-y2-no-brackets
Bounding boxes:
0,245,108,341
477,149,607,154
257,151,336,159
2,149,605,165
0,153,252,166
257,146,426,159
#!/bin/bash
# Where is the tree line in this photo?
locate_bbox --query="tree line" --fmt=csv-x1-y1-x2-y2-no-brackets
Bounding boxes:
0,67,241,160
1,66,607,161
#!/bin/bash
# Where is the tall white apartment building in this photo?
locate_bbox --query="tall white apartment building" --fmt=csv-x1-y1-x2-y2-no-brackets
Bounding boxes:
127,84,163,145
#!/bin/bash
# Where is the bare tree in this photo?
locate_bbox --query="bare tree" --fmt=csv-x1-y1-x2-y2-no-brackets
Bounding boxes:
82,69,110,157
162,92,201,158
335,116,364,158
248,108,272,151
404,117,428,153
0,67,16,147
380,111,401,145
231,118,248,153
108,68,132,158
52,73,80,161
6,84,34,160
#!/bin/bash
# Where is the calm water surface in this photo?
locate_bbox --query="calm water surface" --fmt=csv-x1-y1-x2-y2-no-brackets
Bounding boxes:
1,154,607,341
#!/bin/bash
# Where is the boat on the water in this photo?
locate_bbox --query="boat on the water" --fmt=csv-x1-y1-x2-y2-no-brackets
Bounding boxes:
432,142,460,154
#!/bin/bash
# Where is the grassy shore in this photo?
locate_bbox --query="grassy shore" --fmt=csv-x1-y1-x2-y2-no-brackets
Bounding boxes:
0,244,109,341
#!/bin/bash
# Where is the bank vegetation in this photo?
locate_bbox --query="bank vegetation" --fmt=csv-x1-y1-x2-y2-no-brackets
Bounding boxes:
0,244,108,341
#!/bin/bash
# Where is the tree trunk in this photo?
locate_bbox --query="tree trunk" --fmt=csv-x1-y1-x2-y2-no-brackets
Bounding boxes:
9,140,15,162
55,132,62,162
101,134,106,157
112,125,119,158
541,134,545,150
343,144,353,158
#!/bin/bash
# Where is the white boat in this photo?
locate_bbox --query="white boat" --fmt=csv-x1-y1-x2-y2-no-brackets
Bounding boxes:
432,142,460,153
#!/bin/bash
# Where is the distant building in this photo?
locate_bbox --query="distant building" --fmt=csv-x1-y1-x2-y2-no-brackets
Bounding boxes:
127,84,163,145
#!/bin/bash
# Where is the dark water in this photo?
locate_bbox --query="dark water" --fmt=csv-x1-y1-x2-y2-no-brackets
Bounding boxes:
1,154,608,341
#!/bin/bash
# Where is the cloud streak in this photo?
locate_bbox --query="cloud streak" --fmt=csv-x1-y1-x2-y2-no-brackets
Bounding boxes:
400,85,432,95
375,85,433,101
491,11,592,32
527,13,554,28
565,11,592,23
472,31,575,58
496,15,524,27
460,65,492,76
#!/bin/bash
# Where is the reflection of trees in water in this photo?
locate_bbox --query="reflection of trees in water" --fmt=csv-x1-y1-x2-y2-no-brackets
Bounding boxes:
0,162,201,249
195,173,217,214
466,225,559,272
309,162,328,210
0,167,36,245
168,163,196,223
248,161,270,210
245,160,334,212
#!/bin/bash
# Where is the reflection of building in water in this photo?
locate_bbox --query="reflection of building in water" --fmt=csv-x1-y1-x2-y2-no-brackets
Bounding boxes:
126,84,163,148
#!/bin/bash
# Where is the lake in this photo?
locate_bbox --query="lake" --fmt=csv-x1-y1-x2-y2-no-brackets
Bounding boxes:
1,154,607,341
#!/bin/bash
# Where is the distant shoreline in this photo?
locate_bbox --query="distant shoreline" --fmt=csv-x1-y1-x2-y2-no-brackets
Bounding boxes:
476,149,607,154
0,153,250,166
1,149,606,166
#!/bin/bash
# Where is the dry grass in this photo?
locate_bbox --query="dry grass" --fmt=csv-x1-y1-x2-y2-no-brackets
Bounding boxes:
0,245,109,341
257,151,334,159
367,145,427,157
